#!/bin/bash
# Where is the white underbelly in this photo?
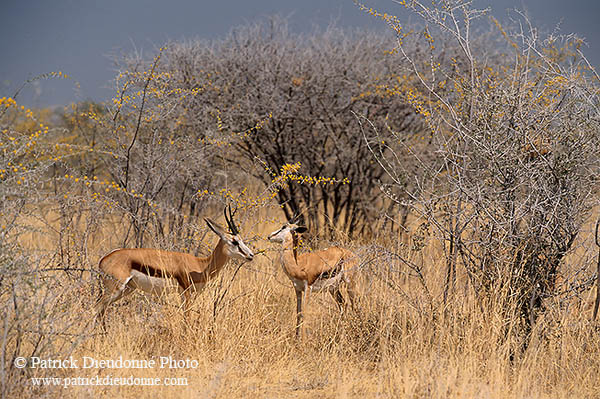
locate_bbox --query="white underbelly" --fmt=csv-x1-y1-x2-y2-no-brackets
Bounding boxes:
289,273,345,293
128,270,207,296
128,270,180,295
310,273,345,292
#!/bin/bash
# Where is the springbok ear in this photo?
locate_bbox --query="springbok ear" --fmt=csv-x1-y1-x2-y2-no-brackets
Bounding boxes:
294,226,307,234
205,218,227,238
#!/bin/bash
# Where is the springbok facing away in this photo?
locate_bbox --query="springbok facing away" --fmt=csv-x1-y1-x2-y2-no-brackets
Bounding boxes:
268,222,357,338
95,207,254,330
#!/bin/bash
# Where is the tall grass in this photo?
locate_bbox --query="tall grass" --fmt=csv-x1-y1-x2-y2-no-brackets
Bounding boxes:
3,213,599,398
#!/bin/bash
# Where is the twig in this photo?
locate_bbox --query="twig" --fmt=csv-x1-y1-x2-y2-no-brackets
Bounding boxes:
592,219,600,320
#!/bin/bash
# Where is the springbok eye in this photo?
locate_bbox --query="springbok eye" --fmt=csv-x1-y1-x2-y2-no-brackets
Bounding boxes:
232,240,239,246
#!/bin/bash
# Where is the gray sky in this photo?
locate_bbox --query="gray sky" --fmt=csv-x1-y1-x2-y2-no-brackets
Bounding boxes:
2,0,598,108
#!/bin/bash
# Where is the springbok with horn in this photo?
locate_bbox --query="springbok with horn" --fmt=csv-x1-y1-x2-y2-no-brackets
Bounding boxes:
268,219,357,338
95,206,254,329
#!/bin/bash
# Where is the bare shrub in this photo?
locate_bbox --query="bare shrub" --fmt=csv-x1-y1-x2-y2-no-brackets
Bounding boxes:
154,17,423,238
359,0,600,345
0,88,100,397
55,50,242,252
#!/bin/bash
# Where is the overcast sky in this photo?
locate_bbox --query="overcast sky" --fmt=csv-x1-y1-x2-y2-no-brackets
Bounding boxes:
2,0,598,108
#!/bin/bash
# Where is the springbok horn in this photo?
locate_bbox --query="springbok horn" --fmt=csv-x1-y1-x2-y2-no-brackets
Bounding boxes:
223,206,233,234
289,212,299,224
224,204,239,235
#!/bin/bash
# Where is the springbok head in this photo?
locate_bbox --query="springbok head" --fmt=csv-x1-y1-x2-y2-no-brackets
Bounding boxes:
267,222,307,244
205,205,254,261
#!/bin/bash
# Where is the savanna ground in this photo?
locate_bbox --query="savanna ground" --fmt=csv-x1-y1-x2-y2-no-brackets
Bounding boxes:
2,1,600,397
5,209,600,398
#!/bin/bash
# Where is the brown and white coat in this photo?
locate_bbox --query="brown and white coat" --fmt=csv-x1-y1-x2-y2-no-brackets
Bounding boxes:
268,223,357,338
95,208,253,329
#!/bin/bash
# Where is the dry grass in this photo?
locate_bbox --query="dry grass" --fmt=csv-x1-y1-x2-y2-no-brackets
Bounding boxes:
3,214,600,398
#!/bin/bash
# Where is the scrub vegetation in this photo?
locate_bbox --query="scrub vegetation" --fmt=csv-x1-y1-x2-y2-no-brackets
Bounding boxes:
1,1,599,397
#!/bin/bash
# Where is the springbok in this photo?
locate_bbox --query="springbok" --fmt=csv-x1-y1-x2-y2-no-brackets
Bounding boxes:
95,207,254,329
268,222,357,338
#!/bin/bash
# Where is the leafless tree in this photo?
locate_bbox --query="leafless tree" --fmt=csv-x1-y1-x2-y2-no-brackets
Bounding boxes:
61,48,240,252
360,0,600,344
157,18,424,238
